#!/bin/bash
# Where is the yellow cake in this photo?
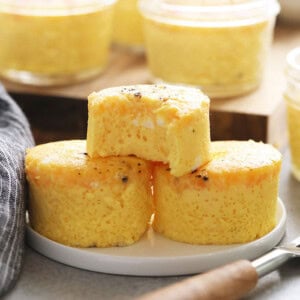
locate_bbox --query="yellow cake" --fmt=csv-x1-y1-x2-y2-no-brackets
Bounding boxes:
153,140,282,245
286,97,300,180
87,84,211,177
0,1,115,85
113,0,144,47
140,0,279,98
25,140,153,247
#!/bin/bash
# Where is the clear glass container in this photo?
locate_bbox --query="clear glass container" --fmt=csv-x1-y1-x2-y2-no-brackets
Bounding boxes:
113,0,144,51
0,0,116,86
139,0,280,98
285,47,300,181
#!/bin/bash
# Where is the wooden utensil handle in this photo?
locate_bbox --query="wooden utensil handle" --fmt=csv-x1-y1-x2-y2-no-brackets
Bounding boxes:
137,260,258,300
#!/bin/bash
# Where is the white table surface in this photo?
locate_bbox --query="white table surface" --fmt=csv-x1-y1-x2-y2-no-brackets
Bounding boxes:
4,149,300,300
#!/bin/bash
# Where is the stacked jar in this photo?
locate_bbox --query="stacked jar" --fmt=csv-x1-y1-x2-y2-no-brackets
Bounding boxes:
285,48,300,181
0,0,116,86
139,0,280,98
113,0,144,51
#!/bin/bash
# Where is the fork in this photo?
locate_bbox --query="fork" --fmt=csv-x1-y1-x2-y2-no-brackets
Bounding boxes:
138,236,300,300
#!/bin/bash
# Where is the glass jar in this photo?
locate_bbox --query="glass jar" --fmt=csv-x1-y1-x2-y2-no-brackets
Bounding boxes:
139,0,280,98
113,0,144,50
285,47,300,181
0,0,116,86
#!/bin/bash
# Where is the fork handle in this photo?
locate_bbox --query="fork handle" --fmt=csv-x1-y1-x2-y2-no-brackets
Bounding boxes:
137,260,258,300
252,248,292,277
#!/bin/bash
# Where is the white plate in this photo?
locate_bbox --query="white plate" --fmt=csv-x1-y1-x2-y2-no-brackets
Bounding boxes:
26,198,286,276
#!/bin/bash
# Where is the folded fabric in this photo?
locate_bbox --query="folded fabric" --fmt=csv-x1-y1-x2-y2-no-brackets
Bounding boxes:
0,83,34,296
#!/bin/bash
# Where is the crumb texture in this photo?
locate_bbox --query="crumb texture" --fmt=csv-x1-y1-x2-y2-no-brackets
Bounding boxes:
153,140,282,245
87,84,211,176
26,140,153,247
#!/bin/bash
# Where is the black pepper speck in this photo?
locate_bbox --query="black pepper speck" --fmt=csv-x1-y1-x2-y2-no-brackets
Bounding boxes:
134,92,142,98
122,176,128,183
159,97,168,102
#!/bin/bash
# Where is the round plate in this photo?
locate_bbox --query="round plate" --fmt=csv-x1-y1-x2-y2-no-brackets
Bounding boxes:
26,198,286,276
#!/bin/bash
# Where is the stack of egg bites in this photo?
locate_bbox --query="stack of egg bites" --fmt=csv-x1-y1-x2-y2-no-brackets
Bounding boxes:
25,84,282,248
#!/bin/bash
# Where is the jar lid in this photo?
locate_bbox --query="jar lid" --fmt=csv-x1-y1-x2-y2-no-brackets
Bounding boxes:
286,47,300,82
139,0,280,26
0,0,116,16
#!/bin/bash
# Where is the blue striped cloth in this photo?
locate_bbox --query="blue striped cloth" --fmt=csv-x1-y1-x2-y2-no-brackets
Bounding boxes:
0,83,34,296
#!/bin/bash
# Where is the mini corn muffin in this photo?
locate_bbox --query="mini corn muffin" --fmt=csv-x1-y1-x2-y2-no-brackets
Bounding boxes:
25,140,153,248
87,84,211,177
153,140,282,245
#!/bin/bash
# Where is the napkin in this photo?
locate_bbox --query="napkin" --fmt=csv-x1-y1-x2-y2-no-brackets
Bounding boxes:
0,83,34,296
